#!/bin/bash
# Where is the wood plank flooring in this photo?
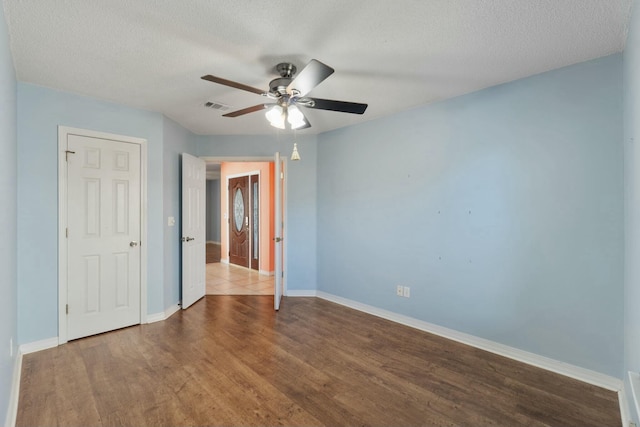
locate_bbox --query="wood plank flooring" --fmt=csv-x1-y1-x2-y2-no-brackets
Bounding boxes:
17,296,621,426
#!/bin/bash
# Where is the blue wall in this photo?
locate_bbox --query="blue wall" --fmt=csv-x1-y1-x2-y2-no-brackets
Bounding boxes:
0,3,17,425
195,134,318,291
624,0,640,423
16,84,183,343
163,116,197,309
317,55,624,377
206,179,221,243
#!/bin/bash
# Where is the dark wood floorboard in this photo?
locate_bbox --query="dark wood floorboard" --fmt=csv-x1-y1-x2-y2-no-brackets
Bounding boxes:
16,296,621,427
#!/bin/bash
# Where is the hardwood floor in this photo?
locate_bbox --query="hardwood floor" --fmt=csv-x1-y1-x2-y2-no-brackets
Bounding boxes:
17,296,621,426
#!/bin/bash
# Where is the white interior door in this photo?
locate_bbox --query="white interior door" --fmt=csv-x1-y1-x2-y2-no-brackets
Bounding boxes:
66,134,141,340
182,153,206,309
274,152,284,310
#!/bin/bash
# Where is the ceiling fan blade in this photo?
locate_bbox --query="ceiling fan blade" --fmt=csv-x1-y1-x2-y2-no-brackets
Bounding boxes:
306,98,368,114
201,75,265,96
297,120,311,129
223,104,274,117
287,59,334,97
295,108,312,129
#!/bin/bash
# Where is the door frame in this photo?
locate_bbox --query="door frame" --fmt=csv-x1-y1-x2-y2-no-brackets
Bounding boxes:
226,170,260,270
57,126,148,344
201,156,288,294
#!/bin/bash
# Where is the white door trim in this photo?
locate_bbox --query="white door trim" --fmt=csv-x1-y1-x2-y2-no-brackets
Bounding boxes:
58,126,148,344
201,156,288,296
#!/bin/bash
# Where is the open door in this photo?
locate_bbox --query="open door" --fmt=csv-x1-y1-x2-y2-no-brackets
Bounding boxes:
181,153,206,309
274,152,284,310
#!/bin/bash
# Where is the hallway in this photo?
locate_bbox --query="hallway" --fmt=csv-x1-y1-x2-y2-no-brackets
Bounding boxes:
206,262,274,295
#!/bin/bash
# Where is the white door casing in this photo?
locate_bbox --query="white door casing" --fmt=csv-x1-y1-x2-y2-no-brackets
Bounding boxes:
181,153,206,309
58,127,148,343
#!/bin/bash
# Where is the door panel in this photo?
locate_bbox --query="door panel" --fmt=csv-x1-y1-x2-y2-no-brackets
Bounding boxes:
229,176,249,268
274,153,283,310
67,134,141,340
182,153,206,309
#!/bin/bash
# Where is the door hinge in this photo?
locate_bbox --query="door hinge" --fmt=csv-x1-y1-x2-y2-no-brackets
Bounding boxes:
66,304,69,315
66,228,69,238
65,150,76,161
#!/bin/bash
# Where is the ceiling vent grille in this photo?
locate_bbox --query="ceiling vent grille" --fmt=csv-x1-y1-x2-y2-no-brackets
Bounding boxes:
204,101,231,112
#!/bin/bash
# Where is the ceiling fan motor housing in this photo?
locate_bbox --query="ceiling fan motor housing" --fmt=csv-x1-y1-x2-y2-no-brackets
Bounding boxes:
269,77,292,96
276,63,296,78
269,63,297,97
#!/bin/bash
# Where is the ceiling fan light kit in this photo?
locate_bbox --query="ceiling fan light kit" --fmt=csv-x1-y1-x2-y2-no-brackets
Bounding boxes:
201,59,368,130
265,105,285,129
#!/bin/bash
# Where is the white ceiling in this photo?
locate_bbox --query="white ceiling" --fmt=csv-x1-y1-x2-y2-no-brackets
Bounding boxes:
3,0,633,135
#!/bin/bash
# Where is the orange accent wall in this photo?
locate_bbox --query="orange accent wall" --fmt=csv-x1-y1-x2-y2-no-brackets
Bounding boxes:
220,162,275,273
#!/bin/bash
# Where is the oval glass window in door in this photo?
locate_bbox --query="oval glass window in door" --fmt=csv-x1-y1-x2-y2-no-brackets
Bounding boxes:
233,188,244,232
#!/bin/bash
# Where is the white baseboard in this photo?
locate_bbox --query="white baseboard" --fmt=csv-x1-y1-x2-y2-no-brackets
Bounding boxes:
628,371,640,427
4,351,22,427
147,303,181,324
19,337,58,355
259,270,274,276
286,290,317,297
9,337,60,427
316,291,622,392
620,381,632,427
164,303,180,319
220,258,229,265
146,312,164,323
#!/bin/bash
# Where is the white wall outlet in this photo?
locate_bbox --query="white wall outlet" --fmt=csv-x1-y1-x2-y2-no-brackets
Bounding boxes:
167,216,175,227
403,286,411,298
396,285,404,296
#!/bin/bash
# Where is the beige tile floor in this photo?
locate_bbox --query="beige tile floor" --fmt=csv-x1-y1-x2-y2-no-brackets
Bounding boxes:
206,262,274,295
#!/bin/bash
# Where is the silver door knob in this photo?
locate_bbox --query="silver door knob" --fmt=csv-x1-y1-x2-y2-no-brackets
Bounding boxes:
181,237,194,242
130,241,139,247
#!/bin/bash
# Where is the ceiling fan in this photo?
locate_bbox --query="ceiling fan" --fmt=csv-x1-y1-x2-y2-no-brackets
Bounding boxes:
201,59,368,130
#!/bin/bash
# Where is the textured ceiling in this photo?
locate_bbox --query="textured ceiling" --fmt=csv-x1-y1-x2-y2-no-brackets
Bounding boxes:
2,0,633,135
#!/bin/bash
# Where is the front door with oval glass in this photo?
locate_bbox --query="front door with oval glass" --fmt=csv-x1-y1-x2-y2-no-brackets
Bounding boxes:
229,176,248,267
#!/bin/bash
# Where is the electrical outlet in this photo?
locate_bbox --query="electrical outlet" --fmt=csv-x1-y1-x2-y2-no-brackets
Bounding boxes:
396,285,404,296
403,286,411,298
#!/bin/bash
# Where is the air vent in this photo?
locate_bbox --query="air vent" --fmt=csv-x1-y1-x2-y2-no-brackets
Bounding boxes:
204,101,231,112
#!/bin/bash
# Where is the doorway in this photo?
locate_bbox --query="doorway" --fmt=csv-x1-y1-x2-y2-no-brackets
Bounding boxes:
205,165,222,264
202,157,285,297
221,162,274,275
